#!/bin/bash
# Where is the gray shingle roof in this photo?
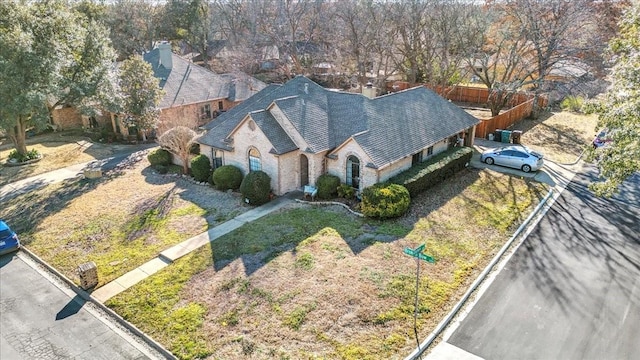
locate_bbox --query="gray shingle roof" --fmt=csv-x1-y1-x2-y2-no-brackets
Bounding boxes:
196,76,480,167
143,48,266,109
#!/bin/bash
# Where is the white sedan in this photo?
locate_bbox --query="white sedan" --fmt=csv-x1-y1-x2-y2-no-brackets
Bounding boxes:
480,146,544,173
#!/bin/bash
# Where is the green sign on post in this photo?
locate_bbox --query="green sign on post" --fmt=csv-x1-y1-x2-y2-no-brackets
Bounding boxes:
402,243,436,352
403,244,435,263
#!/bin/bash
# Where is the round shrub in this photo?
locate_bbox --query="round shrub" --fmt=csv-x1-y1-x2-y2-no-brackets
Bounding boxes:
316,174,340,199
212,165,243,191
239,171,272,205
360,183,411,219
190,154,212,182
147,148,171,166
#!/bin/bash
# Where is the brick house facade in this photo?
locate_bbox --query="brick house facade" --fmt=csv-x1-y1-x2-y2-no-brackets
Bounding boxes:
197,76,479,196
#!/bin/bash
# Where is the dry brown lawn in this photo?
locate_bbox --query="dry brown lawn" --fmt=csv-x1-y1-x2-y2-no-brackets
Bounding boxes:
516,111,599,163
0,130,145,186
0,110,595,359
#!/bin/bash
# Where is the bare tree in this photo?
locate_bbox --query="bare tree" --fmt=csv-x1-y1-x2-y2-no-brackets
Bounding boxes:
504,0,596,117
157,126,198,175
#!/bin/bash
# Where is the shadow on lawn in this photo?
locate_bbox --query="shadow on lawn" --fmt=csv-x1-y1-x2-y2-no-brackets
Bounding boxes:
0,154,149,245
199,167,548,277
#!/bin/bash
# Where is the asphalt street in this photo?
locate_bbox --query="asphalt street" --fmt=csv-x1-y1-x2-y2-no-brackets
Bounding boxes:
0,252,161,360
447,168,640,359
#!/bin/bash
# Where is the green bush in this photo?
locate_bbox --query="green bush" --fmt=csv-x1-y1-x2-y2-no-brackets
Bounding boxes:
154,165,168,174
212,165,243,191
388,147,472,197
316,174,340,199
240,171,272,205
147,148,171,166
8,149,40,162
337,184,356,199
560,95,585,113
190,154,212,182
360,183,410,219
189,142,200,155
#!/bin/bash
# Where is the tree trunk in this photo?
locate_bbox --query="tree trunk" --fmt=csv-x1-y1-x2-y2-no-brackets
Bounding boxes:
530,93,542,119
182,156,189,175
8,116,28,155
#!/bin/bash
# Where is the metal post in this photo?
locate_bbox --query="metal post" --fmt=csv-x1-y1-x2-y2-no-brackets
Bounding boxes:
414,257,421,351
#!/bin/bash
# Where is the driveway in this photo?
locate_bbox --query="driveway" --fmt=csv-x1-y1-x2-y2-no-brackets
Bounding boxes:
0,252,164,360
434,168,640,359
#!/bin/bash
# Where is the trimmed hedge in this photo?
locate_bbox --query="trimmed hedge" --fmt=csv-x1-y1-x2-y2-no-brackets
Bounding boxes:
316,174,340,199
212,165,244,191
147,148,171,166
240,171,272,205
388,147,473,197
360,183,411,219
190,154,212,182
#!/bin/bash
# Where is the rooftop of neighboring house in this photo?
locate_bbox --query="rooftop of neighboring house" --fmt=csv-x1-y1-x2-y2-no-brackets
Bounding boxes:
197,76,480,169
143,43,266,109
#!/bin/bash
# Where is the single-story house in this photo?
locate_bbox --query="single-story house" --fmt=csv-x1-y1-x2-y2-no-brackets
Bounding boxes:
111,43,266,138
196,76,480,196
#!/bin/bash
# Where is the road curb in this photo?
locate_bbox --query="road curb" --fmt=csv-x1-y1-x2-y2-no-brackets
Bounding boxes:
405,189,554,360
18,246,177,360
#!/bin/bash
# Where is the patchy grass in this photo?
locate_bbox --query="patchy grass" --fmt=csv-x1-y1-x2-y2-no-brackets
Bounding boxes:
0,158,240,286
107,169,547,359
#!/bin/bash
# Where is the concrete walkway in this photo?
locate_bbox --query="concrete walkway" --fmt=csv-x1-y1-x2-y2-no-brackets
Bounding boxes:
91,192,300,303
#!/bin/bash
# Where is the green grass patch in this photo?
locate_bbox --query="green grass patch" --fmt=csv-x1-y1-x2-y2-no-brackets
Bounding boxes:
106,250,213,359
294,252,315,270
210,208,365,262
282,302,316,330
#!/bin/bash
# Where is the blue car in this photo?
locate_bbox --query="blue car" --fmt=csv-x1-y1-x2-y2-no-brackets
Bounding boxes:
0,220,20,255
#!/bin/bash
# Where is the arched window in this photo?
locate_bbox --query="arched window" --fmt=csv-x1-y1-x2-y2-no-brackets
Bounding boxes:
248,148,261,172
346,155,360,189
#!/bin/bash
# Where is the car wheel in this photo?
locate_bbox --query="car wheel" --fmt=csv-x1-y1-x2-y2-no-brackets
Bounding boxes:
485,157,494,165
522,164,531,173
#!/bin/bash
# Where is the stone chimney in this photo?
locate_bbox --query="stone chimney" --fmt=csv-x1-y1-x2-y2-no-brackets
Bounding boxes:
362,81,376,99
158,42,172,70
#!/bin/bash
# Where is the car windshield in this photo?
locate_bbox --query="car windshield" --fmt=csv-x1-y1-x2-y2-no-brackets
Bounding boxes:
0,229,12,238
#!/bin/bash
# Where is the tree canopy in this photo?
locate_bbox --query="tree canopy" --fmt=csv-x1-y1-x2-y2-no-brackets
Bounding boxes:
587,3,640,196
118,55,164,141
0,0,116,155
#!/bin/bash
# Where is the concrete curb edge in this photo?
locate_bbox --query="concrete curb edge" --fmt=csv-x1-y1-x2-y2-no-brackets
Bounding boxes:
405,188,555,360
18,246,177,360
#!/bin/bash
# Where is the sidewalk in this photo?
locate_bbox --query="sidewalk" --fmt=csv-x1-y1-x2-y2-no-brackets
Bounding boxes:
91,192,300,303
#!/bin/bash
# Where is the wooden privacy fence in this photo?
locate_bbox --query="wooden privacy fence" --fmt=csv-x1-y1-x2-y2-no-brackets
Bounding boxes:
424,84,536,107
475,99,533,139
386,82,548,139
423,84,547,139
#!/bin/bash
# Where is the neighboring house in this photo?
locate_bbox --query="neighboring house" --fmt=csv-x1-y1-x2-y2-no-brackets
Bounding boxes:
111,43,266,138
50,106,110,131
196,76,480,196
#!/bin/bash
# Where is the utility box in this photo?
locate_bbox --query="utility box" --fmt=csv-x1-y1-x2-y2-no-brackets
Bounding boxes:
77,262,98,290
83,169,102,179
